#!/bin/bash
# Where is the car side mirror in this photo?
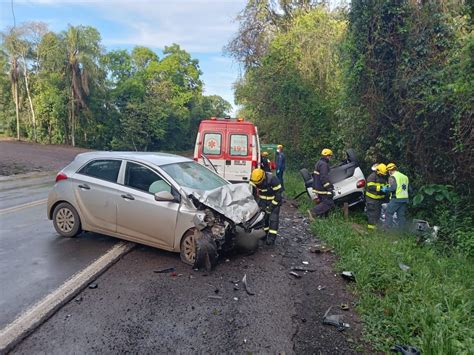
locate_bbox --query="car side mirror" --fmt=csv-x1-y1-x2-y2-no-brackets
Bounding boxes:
154,191,176,202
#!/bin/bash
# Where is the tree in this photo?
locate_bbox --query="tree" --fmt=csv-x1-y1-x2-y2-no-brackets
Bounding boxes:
63,25,102,146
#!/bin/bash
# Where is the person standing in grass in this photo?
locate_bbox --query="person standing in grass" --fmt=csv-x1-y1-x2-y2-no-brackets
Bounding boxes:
382,163,410,230
365,163,389,230
275,144,286,191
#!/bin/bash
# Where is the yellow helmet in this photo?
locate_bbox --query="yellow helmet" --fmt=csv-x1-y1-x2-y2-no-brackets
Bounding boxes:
250,168,265,185
262,151,269,157
376,163,388,175
321,148,333,156
387,163,397,171
277,144,283,150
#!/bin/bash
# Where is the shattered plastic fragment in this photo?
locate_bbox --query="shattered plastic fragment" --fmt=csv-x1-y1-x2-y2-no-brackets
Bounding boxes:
88,283,98,289
340,303,350,311
390,344,421,355
322,306,350,331
399,263,410,272
341,271,355,281
302,261,309,265
208,295,223,300
233,297,239,301
291,266,316,272
289,271,301,279
317,285,326,291
154,267,175,274
242,274,255,295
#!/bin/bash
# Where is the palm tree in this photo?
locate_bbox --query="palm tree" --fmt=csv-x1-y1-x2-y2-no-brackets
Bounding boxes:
63,25,100,146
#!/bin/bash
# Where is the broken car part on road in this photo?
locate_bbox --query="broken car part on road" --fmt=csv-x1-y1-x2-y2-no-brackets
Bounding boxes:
322,306,350,332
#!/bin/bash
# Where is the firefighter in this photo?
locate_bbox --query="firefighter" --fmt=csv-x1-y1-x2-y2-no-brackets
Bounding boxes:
275,144,286,191
382,163,410,230
309,149,335,218
365,163,389,230
250,168,282,245
261,151,272,172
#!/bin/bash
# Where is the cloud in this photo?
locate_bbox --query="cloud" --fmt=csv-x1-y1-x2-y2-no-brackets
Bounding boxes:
92,0,245,53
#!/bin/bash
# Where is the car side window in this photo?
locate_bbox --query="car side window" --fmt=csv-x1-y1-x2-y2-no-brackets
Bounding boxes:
124,162,171,194
77,159,121,183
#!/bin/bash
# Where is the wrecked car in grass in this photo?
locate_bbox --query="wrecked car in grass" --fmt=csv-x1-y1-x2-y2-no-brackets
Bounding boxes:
47,152,264,269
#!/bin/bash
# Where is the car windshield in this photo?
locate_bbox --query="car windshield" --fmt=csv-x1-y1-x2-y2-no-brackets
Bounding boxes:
161,161,228,190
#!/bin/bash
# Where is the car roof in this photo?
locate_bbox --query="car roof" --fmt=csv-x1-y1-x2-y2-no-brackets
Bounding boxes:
74,151,191,167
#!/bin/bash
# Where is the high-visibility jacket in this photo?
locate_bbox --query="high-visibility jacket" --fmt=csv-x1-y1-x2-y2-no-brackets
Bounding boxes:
365,172,388,201
388,171,409,200
250,172,283,207
312,157,333,196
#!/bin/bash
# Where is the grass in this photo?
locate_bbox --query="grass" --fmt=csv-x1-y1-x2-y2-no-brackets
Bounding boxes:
284,171,474,353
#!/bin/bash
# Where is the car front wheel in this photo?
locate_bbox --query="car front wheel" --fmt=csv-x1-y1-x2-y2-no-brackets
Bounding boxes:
53,202,82,237
180,230,197,265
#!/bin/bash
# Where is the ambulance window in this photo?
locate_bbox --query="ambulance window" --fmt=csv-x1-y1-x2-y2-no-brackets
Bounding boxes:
230,135,248,156
203,133,221,155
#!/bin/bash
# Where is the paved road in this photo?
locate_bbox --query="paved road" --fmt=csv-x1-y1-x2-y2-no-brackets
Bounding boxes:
11,205,364,354
0,174,117,329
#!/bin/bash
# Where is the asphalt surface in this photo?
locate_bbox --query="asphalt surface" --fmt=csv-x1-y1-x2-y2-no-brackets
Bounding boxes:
12,203,365,354
0,171,117,330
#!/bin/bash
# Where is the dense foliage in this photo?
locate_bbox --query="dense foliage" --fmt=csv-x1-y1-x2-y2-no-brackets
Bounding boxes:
0,24,231,150
228,0,473,254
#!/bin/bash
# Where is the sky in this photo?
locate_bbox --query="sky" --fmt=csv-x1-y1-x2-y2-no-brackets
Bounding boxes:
0,0,247,113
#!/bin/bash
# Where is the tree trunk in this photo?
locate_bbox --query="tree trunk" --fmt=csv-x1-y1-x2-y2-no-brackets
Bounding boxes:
13,82,20,141
71,86,76,147
22,59,37,142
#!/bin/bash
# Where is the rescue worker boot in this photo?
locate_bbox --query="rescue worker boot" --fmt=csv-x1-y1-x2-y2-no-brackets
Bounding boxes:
266,233,276,245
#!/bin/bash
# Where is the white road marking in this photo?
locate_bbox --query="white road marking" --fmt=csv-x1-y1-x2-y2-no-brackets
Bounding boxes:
0,241,135,353
0,199,47,215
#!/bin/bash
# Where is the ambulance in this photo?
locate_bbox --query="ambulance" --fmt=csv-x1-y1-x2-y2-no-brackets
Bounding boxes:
193,117,260,182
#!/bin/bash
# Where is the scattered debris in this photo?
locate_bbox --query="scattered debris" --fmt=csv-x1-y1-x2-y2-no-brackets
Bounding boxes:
208,283,219,294
322,306,350,331
340,303,350,311
391,344,421,355
302,261,309,265
289,271,302,279
399,263,410,272
153,267,175,273
242,274,255,295
301,318,307,323
233,283,240,291
225,259,230,263
233,297,239,301
75,297,83,303
317,285,326,291
291,266,316,272
88,283,98,289
208,295,223,300
341,271,356,281
170,272,177,277
310,244,332,253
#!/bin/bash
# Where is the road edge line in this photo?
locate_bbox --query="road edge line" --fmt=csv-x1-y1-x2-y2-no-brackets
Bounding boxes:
0,241,135,353
0,199,48,215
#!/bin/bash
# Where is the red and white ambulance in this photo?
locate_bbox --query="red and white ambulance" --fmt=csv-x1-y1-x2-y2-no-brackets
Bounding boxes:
194,117,260,182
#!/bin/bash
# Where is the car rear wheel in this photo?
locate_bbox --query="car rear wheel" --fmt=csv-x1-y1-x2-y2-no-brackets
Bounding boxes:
180,230,197,265
53,202,81,237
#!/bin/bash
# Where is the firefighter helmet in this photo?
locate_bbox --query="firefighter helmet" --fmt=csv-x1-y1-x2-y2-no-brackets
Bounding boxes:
262,151,269,157
277,144,283,150
387,163,397,171
250,168,265,185
376,163,388,175
321,148,333,156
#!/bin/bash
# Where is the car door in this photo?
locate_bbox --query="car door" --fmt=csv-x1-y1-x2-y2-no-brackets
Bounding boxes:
73,159,123,233
116,161,179,248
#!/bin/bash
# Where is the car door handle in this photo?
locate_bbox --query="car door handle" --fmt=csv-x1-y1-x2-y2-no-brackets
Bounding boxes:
78,184,90,190
121,194,135,200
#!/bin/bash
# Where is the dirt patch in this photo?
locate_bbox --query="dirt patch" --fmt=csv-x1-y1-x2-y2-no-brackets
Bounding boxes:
12,202,367,354
0,140,90,176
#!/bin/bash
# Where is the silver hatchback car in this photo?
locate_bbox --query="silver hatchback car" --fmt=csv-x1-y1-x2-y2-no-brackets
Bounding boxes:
47,152,263,269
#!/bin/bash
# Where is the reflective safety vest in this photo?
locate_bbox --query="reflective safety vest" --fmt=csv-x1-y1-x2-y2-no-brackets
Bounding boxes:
392,171,409,199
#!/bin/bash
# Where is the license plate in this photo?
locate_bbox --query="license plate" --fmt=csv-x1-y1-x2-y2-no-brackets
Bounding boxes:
234,160,246,166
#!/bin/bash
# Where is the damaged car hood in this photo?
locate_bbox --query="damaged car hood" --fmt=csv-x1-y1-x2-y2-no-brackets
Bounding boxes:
185,184,260,224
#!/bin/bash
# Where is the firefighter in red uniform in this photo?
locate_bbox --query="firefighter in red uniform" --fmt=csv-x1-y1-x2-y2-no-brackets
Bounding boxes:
250,168,282,245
